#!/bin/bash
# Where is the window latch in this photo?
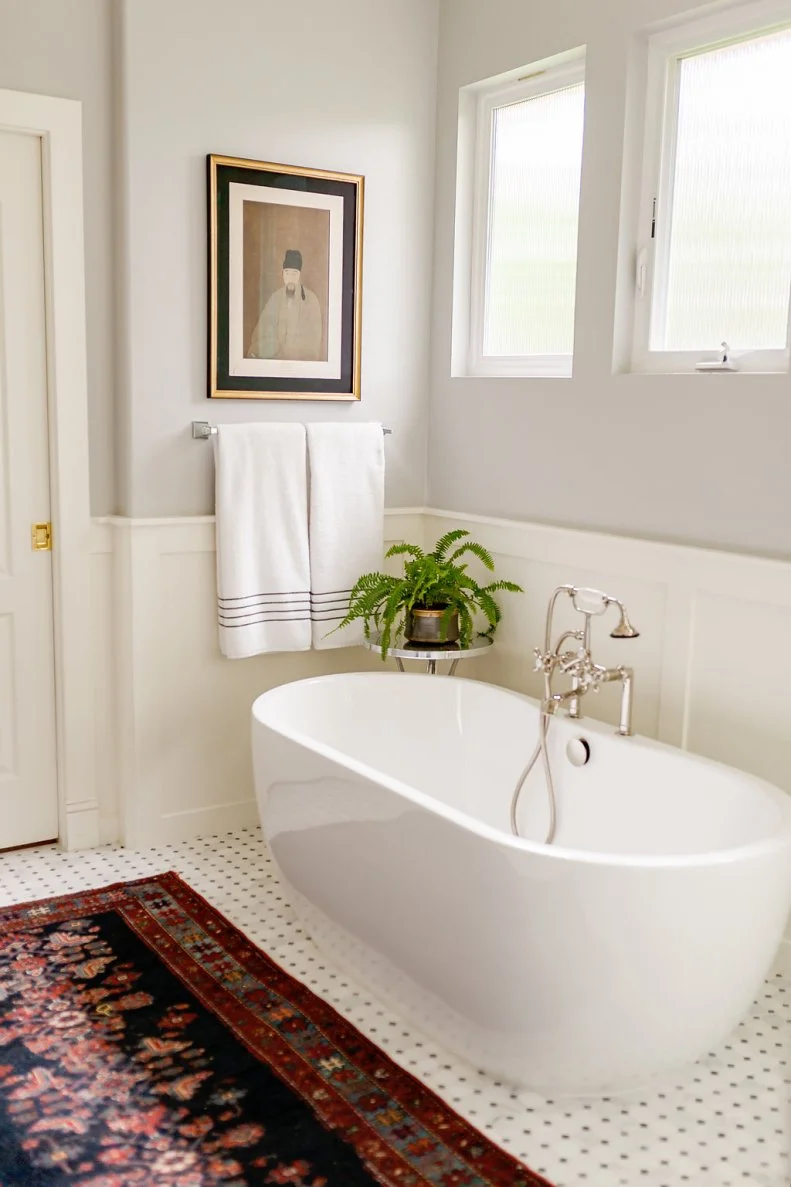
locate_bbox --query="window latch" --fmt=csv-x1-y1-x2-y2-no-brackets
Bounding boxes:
696,341,738,372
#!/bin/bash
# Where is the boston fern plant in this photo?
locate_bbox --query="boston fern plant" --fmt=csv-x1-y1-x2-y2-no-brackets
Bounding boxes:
336,529,523,658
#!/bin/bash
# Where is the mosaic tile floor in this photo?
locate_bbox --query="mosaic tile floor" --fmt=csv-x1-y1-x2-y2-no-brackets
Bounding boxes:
0,827,788,1187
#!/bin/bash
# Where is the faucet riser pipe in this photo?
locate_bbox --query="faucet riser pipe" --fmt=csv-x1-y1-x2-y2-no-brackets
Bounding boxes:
617,668,633,737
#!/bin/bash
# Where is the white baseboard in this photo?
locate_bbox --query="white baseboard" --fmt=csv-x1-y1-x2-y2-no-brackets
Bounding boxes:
63,801,101,852
159,798,261,844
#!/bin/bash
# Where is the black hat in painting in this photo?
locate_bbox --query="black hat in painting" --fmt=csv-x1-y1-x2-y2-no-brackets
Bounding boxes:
283,249,303,271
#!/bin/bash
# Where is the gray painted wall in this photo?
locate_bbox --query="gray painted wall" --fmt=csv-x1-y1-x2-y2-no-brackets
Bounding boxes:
117,0,438,517
430,0,791,557
0,0,116,516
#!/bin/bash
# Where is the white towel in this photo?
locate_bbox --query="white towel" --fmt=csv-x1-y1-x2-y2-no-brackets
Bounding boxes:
214,424,311,658
307,423,385,649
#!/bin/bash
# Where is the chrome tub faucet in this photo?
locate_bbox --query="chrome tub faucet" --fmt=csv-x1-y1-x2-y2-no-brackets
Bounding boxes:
511,585,640,842
533,585,640,737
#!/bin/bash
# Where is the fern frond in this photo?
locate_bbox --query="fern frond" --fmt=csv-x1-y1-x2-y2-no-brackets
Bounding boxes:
449,540,495,571
330,572,398,634
385,542,424,562
475,588,501,629
481,579,524,595
431,529,469,561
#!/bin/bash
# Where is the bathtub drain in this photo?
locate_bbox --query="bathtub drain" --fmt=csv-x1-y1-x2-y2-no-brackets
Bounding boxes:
566,737,591,767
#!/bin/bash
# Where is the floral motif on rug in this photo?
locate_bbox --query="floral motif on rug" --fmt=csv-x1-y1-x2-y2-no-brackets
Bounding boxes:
0,872,552,1186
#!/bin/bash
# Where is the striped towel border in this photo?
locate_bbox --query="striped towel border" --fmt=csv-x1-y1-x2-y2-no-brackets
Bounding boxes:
218,590,353,628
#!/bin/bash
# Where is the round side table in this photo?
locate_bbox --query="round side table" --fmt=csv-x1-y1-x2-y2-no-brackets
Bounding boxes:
363,635,493,675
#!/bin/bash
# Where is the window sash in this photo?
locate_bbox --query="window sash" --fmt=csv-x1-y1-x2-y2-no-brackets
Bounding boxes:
468,60,585,379
632,0,791,374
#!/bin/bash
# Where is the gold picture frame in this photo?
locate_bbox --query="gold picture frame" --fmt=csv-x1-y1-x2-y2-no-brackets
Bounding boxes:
208,154,364,400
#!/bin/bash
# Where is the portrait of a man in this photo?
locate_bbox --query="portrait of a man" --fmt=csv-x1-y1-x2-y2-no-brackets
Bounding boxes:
210,154,363,400
248,249,323,361
241,199,331,366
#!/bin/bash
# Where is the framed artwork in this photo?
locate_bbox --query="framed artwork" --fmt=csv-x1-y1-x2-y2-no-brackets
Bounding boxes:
208,154,364,400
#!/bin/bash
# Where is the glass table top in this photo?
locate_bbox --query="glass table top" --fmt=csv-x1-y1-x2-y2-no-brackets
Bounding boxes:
362,635,494,661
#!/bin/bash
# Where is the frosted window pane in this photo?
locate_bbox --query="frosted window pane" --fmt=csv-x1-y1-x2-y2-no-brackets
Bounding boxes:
484,83,584,357
659,27,791,352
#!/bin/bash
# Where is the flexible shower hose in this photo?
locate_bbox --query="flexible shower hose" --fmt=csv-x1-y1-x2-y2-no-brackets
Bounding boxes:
509,706,558,845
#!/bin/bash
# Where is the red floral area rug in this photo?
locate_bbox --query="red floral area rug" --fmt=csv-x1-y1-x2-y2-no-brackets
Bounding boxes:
0,872,552,1187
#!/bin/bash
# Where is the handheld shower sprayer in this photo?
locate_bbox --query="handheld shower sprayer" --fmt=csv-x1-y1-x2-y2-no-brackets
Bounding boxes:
607,600,640,640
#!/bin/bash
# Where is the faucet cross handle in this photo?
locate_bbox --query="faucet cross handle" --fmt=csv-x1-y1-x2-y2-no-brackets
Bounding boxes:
533,647,555,675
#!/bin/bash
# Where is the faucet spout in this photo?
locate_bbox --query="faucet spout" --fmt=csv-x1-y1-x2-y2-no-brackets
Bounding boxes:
541,687,580,715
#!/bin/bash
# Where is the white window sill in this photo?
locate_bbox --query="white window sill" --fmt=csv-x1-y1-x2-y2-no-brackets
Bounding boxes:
467,354,573,379
629,350,789,377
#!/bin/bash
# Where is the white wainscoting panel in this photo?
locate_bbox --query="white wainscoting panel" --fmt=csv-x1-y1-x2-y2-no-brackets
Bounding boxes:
685,590,791,792
94,512,422,849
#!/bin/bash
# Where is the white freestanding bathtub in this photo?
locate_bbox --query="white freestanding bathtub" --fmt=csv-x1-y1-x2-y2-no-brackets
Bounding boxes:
251,672,791,1095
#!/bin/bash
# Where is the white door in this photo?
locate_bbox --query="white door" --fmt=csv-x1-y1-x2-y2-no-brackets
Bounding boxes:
0,130,59,848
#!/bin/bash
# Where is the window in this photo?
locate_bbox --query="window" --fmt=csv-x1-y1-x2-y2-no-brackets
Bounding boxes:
633,4,791,372
468,58,586,378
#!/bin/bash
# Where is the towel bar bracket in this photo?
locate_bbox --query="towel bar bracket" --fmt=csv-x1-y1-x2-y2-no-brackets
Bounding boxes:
192,420,391,439
192,421,217,439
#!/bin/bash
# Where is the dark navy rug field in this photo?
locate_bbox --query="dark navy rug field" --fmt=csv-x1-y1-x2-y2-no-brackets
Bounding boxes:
0,873,551,1186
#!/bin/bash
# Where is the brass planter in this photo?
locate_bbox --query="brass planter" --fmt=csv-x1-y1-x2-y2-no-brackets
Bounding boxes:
405,607,460,646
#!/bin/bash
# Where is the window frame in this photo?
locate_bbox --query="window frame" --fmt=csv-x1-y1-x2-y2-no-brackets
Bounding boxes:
631,0,791,375
468,57,586,379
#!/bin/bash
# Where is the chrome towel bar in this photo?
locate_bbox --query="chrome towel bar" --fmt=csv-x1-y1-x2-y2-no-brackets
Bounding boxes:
192,421,392,440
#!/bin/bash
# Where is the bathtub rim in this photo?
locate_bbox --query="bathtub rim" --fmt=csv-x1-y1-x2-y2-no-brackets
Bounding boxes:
252,671,791,872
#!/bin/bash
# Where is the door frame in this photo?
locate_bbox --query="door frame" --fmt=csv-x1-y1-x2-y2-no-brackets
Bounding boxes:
0,89,96,850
